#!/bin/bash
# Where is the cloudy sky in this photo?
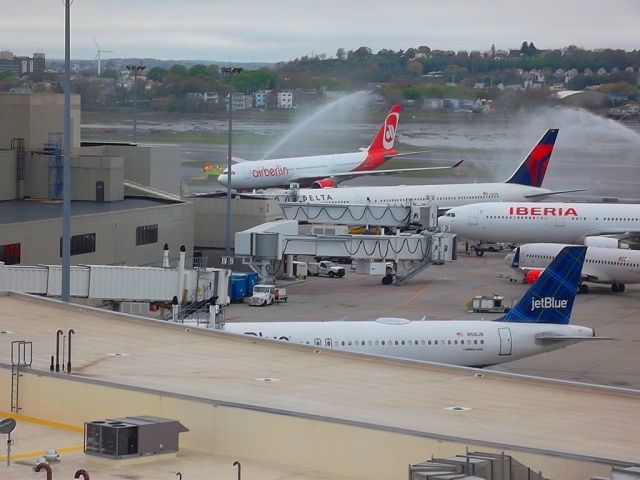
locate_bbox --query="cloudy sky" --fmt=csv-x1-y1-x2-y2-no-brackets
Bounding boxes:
2,0,639,62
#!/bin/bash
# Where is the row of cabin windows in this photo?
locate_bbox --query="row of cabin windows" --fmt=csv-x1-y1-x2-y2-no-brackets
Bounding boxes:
487,215,639,222
527,253,639,268
367,194,498,203
327,339,485,347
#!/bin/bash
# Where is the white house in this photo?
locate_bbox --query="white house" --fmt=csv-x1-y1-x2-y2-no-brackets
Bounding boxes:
277,91,293,109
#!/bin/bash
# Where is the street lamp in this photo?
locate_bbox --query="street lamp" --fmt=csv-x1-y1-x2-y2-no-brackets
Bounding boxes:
125,63,146,143
61,0,73,302
221,66,243,263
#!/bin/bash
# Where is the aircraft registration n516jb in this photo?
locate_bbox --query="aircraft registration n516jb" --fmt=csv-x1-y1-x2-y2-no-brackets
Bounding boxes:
224,246,608,368
216,104,459,190
439,202,640,245
284,129,584,209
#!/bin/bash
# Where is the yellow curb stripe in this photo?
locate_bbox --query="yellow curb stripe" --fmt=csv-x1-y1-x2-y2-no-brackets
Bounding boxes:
0,444,83,462
0,412,83,432
402,282,434,307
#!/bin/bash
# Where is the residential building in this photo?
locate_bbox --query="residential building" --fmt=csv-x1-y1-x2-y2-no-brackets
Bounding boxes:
203,92,219,103
277,91,293,109
254,90,270,108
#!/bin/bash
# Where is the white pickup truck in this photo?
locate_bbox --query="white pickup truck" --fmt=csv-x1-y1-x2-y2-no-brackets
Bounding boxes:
307,261,346,278
248,285,288,306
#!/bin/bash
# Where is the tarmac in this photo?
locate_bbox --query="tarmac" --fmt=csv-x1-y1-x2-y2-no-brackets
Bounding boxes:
226,245,640,389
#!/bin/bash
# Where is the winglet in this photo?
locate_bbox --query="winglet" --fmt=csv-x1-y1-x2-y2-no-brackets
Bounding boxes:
505,129,559,187
499,245,585,325
368,104,402,152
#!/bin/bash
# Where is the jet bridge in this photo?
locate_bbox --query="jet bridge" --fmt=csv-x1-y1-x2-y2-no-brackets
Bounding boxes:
235,215,456,285
278,202,436,229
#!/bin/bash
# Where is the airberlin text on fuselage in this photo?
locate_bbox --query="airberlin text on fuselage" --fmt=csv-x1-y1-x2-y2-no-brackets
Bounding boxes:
508,206,578,216
252,166,289,178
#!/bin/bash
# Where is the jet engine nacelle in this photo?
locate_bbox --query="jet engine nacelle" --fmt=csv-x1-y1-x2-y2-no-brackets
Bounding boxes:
525,269,543,284
311,178,338,189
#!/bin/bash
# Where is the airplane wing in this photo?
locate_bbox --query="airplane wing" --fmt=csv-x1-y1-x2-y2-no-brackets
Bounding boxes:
524,188,589,199
383,149,434,160
535,333,613,344
292,160,463,182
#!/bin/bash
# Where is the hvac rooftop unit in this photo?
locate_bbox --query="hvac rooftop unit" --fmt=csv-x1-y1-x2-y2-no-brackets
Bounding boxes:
84,416,188,459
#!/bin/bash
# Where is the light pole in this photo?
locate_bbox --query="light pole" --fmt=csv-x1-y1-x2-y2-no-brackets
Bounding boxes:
221,66,243,263
125,63,145,143
61,0,73,302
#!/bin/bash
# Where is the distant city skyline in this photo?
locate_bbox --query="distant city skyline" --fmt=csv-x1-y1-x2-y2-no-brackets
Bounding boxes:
2,0,639,63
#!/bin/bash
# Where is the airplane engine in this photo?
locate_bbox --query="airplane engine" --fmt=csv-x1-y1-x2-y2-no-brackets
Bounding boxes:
525,269,543,284
311,178,338,189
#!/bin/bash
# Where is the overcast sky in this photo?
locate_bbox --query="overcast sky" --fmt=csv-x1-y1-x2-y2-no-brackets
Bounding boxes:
2,1,639,63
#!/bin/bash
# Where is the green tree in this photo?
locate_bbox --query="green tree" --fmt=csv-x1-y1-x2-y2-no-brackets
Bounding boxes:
168,64,188,77
188,64,210,79
147,67,167,82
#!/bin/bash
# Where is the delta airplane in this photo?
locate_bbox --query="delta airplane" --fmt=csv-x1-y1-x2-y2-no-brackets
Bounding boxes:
216,104,459,190
506,243,640,293
439,202,640,245
224,246,607,367
282,129,581,209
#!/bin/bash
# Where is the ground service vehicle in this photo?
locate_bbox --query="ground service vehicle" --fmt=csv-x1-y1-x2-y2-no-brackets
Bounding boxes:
308,261,346,278
248,285,288,306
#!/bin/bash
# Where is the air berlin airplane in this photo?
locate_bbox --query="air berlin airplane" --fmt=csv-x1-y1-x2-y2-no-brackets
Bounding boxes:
439,202,640,244
216,104,460,190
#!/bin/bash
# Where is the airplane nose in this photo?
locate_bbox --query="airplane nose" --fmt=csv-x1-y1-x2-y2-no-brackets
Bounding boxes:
217,174,229,187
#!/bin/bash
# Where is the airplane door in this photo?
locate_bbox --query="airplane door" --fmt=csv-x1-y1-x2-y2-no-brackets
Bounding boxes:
324,338,332,348
468,210,479,225
498,328,512,356
314,338,322,347
555,215,565,227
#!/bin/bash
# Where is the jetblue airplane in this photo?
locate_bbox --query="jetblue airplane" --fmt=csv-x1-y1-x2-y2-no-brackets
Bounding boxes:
216,104,458,190
224,246,607,367
282,129,581,209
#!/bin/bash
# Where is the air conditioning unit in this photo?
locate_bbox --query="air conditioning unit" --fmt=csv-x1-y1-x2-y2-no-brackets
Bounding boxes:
84,416,188,459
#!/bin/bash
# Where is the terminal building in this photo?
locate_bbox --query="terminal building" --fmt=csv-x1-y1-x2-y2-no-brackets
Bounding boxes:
0,93,193,267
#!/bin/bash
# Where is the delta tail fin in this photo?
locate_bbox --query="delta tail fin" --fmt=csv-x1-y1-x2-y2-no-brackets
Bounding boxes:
499,245,585,325
505,129,559,187
367,104,402,152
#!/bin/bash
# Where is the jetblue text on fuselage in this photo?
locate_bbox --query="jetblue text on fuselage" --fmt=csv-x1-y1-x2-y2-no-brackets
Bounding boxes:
530,297,568,311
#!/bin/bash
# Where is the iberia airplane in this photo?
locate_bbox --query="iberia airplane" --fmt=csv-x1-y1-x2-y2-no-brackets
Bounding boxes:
215,104,461,189
439,202,640,244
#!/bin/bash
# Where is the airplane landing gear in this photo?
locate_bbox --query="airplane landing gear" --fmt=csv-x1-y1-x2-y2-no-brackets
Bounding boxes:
611,283,626,293
578,284,589,294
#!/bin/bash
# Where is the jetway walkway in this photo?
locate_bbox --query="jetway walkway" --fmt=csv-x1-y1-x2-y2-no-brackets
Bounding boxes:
235,218,456,285
0,249,230,306
278,202,435,229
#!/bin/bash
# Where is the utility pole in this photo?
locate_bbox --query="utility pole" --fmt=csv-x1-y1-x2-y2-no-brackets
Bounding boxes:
125,63,146,143
221,67,243,264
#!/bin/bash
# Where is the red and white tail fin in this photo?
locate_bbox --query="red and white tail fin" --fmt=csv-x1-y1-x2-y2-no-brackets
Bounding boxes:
367,104,402,152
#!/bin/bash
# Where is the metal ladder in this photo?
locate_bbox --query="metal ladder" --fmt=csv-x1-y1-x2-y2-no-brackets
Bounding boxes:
11,340,33,413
